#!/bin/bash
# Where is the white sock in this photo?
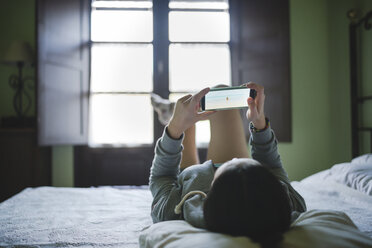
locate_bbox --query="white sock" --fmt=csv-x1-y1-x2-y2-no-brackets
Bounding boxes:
151,93,175,126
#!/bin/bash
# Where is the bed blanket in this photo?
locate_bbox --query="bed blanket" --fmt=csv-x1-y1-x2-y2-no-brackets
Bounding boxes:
139,210,372,248
0,186,153,248
2,171,372,247
292,173,372,237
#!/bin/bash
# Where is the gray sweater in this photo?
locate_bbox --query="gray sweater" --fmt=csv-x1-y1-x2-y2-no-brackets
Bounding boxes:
149,126,306,228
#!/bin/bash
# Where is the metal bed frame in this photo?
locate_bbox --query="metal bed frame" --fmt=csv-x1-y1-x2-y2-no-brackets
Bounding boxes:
348,9,372,157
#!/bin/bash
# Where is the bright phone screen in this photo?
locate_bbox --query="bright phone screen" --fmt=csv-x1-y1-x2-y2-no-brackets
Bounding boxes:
205,88,251,110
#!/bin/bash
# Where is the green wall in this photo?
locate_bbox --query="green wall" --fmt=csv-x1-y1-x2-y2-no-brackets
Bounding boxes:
280,0,372,180
0,0,35,117
52,146,74,187
1,0,370,186
279,0,333,180
0,0,74,187
328,0,353,166
280,0,371,180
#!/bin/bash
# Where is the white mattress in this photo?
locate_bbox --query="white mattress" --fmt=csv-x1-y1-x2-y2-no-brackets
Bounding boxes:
1,170,372,247
0,186,153,247
292,170,372,237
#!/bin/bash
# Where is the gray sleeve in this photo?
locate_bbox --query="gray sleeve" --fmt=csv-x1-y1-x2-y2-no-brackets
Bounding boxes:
249,126,307,213
149,127,184,223
249,127,282,169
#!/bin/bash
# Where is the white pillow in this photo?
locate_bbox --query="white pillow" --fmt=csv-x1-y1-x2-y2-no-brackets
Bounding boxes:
328,158,372,196
352,154,372,165
139,210,372,248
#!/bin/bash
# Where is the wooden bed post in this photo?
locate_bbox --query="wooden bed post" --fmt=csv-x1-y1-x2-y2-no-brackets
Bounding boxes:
348,10,372,157
348,9,359,158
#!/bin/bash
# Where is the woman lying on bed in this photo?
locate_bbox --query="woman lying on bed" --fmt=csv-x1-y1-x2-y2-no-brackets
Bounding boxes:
149,82,306,248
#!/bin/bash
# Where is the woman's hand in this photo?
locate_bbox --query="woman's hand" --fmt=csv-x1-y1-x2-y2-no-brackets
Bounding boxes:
167,88,216,139
244,82,266,129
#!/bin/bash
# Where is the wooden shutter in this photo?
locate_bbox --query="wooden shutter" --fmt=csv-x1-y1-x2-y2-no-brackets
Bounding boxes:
37,0,90,145
230,0,291,142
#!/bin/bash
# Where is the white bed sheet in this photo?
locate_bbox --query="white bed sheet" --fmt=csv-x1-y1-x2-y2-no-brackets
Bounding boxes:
0,186,153,248
1,169,372,247
292,171,372,237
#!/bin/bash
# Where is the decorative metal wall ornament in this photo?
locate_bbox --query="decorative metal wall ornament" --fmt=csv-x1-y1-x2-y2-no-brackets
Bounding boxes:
8,62,35,118
1,41,35,128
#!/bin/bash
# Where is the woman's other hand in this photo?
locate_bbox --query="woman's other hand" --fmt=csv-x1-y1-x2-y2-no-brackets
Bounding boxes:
244,82,266,129
167,88,216,139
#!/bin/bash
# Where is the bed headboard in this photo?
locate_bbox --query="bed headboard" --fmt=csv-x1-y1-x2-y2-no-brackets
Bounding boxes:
348,9,372,158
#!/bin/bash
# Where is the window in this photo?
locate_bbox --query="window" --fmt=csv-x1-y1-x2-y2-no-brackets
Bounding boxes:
38,0,291,186
89,0,231,146
90,0,154,146
168,0,231,144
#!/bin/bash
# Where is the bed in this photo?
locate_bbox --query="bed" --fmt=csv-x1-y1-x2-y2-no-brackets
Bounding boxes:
139,155,372,248
2,8,372,248
1,154,372,247
0,186,153,247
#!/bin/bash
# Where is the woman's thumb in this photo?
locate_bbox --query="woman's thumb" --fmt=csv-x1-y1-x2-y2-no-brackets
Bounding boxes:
247,97,255,108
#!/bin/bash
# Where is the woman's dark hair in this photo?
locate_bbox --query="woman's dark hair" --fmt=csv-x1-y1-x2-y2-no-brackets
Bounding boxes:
203,159,291,248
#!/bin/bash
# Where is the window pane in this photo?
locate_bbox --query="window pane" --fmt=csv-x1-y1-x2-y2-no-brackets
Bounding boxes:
91,9,153,42
195,120,211,146
169,94,210,145
92,0,152,8
169,11,229,42
169,44,231,92
169,0,228,9
89,94,153,146
91,44,153,92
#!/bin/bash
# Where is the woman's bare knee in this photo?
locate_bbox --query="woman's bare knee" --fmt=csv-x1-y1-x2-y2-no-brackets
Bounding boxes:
212,84,229,89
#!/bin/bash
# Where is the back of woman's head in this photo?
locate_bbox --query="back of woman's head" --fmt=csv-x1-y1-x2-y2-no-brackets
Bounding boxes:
203,159,291,248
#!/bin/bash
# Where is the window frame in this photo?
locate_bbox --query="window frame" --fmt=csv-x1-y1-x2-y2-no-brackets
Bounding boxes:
89,1,233,147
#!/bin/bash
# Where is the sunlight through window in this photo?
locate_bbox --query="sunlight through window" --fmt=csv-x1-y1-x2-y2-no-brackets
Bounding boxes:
89,0,230,147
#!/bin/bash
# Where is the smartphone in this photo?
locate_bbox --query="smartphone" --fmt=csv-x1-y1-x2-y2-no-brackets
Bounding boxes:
201,86,256,111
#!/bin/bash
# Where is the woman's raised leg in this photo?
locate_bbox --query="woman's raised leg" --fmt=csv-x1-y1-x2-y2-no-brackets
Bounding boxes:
180,124,200,169
207,109,249,163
